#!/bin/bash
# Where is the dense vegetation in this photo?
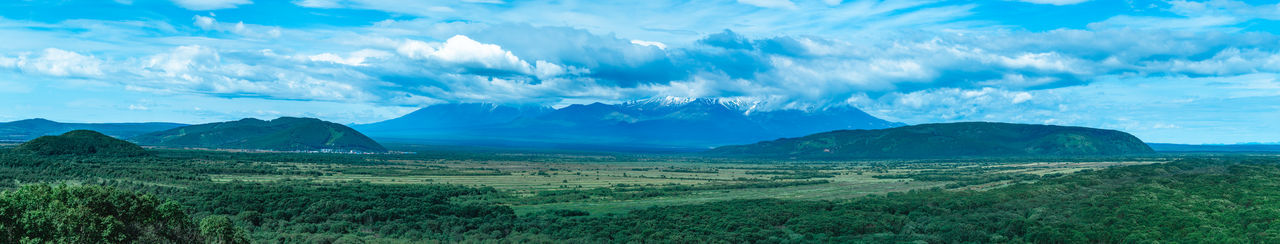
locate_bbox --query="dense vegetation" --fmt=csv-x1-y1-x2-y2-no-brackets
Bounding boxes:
710,122,1155,159
508,158,1280,242
134,117,387,152
1,145,1278,242
0,184,239,243
14,130,148,156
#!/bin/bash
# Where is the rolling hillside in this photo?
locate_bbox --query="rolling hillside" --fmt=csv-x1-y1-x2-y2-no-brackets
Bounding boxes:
0,119,186,141
134,117,386,152
15,130,148,156
708,122,1155,158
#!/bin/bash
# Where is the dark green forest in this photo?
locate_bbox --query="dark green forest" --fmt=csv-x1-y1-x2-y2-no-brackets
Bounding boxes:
1,145,1278,242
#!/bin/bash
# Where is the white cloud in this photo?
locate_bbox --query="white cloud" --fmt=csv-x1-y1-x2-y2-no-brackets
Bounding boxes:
737,0,796,9
193,15,217,30
132,45,375,102
395,39,436,59
1011,92,1033,104
307,49,392,66
396,35,588,76
630,40,667,50
0,56,16,68
12,48,105,77
1143,48,1280,76
292,0,340,8
432,35,530,72
190,15,282,38
1013,0,1090,5
144,45,218,78
171,0,252,10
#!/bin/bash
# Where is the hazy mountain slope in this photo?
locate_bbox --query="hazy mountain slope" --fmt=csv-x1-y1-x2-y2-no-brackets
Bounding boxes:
708,122,1155,158
355,103,552,135
135,117,386,152
355,98,903,148
15,130,148,156
0,119,186,141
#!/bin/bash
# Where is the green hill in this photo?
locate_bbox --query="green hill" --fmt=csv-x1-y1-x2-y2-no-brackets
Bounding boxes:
707,122,1154,159
0,118,186,142
133,117,387,152
15,130,149,156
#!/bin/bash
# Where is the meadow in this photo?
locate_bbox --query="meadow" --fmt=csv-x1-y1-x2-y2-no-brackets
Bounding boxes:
5,145,1266,242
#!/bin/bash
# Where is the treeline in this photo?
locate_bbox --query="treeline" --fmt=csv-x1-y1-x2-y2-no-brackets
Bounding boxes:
517,180,831,204
874,169,1047,188
0,184,245,243
502,158,1280,242
176,180,515,242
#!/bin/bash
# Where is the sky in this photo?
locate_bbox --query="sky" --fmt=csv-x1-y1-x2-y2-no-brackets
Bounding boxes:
0,0,1278,144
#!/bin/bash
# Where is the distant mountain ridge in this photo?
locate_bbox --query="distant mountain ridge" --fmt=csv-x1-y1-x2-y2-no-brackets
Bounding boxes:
708,122,1155,159
354,98,905,148
1148,143,1280,152
135,117,386,152
357,103,553,135
0,119,186,141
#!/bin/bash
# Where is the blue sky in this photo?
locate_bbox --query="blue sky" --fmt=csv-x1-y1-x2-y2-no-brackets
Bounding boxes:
0,0,1279,144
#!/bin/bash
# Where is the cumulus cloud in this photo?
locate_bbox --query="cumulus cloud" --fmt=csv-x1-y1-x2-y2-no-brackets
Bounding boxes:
630,40,667,50
171,0,253,10
307,49,392,66
191,15,281,38
431,35,532,73
1,48,105,77
6,0,1280,143
392,35,588,80
123,45,374,102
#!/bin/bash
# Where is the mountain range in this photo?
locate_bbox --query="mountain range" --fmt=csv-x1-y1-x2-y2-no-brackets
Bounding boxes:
708,122,1155,159
134,117,387,152
354,97,905,149
0,119,186,142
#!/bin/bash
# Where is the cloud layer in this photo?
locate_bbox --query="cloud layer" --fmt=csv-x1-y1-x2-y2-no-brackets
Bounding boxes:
0,0,1278,143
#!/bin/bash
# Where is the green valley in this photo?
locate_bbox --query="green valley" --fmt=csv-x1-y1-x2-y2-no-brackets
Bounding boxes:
3,141,1274,242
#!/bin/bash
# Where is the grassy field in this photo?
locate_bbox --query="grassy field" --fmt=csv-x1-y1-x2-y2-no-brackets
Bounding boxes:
199,152,1168,215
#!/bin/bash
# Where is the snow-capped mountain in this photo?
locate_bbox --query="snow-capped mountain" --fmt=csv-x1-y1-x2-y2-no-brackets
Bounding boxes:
354,98,905,150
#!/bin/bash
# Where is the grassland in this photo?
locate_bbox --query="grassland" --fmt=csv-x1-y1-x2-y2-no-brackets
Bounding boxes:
196,150,1167,215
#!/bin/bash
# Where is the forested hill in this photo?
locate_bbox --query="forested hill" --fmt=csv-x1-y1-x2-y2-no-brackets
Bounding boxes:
708,122,1154,158
133,117,387,152
15,130,148,156
0,118,186,141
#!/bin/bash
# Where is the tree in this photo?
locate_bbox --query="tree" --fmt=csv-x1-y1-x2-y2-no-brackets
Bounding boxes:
199,215,249,244
0,184,200,243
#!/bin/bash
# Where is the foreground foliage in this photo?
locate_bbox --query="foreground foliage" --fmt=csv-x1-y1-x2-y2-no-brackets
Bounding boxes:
511,158,1280,242
1,146,1277,243
0,185,203,243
